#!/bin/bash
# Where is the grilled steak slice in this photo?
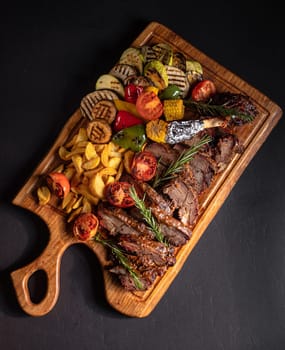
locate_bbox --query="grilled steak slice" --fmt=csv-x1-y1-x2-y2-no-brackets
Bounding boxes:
187,153,216,194
118,234,176,267
144,142,179,166
214,133,242,172
108,233,176,291
98,204,153,237
150,206,192,246
136,180,174,216
163,177,199,227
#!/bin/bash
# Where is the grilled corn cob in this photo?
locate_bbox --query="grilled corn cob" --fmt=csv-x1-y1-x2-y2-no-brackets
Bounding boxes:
163,99,185,121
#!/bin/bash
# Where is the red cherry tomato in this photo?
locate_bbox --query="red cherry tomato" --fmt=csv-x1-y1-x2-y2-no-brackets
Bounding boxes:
73,212,99,241
113,110,144,132
124,84,144,104
191,79,216,102
131,151,157,182
104,181,135,208
136,91,164,121
46,172,70,199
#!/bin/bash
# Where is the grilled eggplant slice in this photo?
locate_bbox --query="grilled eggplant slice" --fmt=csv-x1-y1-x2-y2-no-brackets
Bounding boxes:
109,63,138,85
119,47,144,74
165,65,189,98
80,89,119,120
95,74,125,97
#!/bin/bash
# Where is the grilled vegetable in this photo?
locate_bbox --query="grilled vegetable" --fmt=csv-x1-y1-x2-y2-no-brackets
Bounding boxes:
113,110,144,132
146,118,228,144
186,59,203,86
159,84,182,100
113,99,142,119
152,43,173,65
146,119,168,143
80,89,119,120
136,90,164,121
143,60,168,90
87,119,112,144
109,63,138,85
141,45,157,63
124,83,144,104
95,74,125,97
191,79,216,102
73,212,99,241
112,124,146,152
90,99,117,124
172,51,187,71
104,181,135,208
46,172,70,199
119,47,144,74
163,99,185,121
131,151,157,182
165,65,189,98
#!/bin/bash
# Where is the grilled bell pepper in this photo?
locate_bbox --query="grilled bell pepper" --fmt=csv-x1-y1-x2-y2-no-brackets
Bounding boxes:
124,83,144,104
113,110,144,132
112,124,146,152
159,84,181,100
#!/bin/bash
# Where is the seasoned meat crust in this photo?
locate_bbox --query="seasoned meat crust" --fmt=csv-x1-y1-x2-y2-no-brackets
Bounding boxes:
101,129,243,291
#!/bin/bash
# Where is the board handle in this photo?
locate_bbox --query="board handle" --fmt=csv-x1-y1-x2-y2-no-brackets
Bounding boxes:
10,238,69,317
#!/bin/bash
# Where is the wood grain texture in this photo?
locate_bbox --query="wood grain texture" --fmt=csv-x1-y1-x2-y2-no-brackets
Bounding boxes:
10,21,283,318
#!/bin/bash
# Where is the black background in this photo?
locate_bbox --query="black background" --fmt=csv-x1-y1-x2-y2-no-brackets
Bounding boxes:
1,1,285,349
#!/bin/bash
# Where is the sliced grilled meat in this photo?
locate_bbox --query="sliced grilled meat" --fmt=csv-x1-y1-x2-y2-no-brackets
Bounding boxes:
136,180,174,216
163,177,199,227
98,204,153,237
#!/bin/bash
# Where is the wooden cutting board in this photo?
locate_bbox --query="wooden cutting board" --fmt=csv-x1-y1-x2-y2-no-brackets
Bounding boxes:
10,21,282,318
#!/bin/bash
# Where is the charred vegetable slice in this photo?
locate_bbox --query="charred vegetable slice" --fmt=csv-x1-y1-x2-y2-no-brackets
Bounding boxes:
143,60,168,90
112,124,146,152
87,119,112,144
95,74,125,97
119,47,144,74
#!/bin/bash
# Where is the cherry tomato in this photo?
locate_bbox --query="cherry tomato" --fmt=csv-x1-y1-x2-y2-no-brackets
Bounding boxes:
46,172,70,199
124,83,144,104
136,90,164,121
131,151,157,182
113,110,144,132
191,79,216,102
104,181,135,208
73,212,99,241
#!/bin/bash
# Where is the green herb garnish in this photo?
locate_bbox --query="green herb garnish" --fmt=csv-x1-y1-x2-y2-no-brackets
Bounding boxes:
184,99,255,123
152,134,212,188
94,233,144,290
129,186,166,245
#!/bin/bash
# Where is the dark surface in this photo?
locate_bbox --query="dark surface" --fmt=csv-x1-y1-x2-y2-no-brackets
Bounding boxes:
1,1,285,349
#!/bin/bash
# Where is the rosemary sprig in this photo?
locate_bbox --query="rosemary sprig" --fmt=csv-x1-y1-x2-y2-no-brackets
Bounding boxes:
129,186,166,245
152,134,212,188
184,99,255,123
94,233,144,290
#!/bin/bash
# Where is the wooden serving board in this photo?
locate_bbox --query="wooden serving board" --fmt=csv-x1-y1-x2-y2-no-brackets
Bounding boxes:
10,21,282,318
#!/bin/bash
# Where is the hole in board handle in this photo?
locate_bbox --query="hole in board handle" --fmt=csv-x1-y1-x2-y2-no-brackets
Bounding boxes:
27,269,48,304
